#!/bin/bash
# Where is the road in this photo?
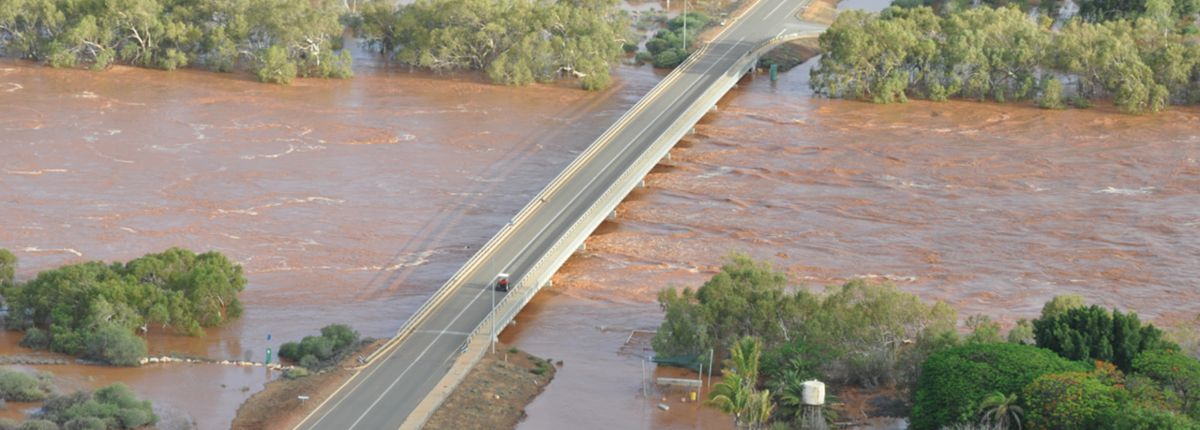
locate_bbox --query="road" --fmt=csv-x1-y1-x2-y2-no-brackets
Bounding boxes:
296,1,822,428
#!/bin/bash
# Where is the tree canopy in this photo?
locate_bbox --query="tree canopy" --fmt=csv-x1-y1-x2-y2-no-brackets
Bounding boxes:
357,0,629,90
0,0,352,83
1032,304,1173,372
811,5,1200,113
2,248,246,365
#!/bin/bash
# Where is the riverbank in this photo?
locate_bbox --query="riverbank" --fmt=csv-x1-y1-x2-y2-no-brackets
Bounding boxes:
424,343,557,430
230,339,387,430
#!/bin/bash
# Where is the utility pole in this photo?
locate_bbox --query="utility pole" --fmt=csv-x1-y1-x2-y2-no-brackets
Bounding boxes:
491,278,496,354
707,348,714,386
682,0,688,52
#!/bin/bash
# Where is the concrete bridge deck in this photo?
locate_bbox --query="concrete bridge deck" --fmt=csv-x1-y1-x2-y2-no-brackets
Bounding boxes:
295,2,825,428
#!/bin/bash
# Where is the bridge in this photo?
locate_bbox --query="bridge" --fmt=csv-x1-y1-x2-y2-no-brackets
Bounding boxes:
296,1,826,428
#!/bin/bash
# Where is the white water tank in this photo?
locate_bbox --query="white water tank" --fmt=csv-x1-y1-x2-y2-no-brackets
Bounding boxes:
801,380,825,405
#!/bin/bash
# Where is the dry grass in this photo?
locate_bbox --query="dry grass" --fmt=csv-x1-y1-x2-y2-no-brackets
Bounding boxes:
424,343,558,430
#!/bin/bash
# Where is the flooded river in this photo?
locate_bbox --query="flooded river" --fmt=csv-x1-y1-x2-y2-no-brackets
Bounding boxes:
0,53,664,427
3,3,1199,429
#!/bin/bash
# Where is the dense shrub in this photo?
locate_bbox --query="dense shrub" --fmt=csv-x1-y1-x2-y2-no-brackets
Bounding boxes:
3,248,246,365
909,343,1087,430
1134,349,1200,418
279,324,361,370
38,384,156,430
1033,304,1172,372
0,370,51,402
1099,406,1200,430
17,421,58,430
82,324,147,367
1022,371,1121,429
642,12,709,69
62,417,105,430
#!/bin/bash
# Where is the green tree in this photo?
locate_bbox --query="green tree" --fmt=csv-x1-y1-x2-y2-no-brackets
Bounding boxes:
83,323,146,366
256,45,297,84
1040,294,1085,322
652,254,794,364
1008,319,1036,345
1036,77,1065,109
1033,304,1172,372
651,287,708,360
967,315,1004,344
6,249,245,362
0,249,15,286
358,0,628,90
1134,349,1200,417
1022,371,1121,429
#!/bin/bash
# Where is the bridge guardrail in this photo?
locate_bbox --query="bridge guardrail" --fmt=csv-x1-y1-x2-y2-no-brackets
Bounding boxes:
366,17,733,370
463,35,773,351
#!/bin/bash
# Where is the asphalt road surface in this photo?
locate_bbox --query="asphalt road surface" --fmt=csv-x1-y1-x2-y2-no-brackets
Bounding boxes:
296,1,821,428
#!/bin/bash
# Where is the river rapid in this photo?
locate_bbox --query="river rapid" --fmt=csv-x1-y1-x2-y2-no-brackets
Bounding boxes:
3,5,1199,430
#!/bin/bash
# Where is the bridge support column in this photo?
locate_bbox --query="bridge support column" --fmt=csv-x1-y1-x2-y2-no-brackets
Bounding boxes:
608,209,619,220
639,179,646,188
664,152,672,162
710,105,718,113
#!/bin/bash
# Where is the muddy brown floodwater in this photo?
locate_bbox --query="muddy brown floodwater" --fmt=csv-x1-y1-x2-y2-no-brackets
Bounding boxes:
4,4,1200,430
0,49,666,428
505,18,1200,430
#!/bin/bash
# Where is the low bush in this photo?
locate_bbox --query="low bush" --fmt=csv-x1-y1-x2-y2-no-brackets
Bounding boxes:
1099,406,1199,430
0,369,51,402
38,384,156,429
279,324,361,371
283,367,310,380
16,421,58,430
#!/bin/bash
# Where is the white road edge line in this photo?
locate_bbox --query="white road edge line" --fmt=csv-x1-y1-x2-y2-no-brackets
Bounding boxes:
345,285,493,430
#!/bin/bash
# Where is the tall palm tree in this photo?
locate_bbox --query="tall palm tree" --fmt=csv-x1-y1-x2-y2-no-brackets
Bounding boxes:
977,391,1023,430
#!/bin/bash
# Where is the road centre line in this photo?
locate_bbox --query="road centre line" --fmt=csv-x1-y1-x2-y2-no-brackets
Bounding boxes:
345,284,494,430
